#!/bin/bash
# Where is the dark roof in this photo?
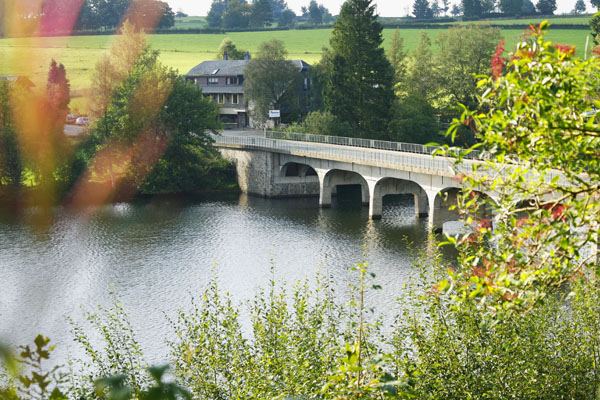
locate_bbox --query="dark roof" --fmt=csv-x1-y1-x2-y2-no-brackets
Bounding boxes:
186,59,310,77
186,60,248,77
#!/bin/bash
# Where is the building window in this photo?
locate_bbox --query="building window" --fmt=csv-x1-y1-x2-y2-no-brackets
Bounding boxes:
212,94,218,102
218,94,225,104
226,76,238,85
232,94,239,104
225,94,230,103
208,77,218,84
303,77,309,90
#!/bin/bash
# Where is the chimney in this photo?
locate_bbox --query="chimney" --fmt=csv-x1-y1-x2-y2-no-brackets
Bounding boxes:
223,51,228,60
244,51,251,60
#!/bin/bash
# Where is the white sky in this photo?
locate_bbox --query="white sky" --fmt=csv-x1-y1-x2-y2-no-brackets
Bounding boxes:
168,0,595,17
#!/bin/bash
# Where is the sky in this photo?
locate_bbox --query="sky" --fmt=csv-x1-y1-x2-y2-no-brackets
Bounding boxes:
168,0,594,18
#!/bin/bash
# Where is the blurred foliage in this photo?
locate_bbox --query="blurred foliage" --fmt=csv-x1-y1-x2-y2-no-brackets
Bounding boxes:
442,22,600,315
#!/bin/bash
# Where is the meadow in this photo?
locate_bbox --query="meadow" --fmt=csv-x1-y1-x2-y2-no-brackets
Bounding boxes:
0,24,592,106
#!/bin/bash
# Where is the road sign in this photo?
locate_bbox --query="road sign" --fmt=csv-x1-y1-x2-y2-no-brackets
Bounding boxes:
269,110,280,118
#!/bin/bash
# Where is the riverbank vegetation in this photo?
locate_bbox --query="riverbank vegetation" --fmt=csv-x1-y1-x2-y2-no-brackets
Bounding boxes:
0,22,237,212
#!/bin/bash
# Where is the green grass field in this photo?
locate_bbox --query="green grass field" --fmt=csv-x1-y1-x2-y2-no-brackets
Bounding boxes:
173,16,208,30
0,24,592,109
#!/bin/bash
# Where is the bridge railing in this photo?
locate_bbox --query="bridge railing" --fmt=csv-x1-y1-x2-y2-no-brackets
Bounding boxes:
212,135,457,174
265,130,481,159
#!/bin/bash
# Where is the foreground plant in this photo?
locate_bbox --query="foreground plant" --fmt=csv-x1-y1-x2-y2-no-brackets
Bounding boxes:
444,21,600,315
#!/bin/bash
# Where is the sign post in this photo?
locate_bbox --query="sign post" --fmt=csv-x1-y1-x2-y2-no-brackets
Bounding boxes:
268,110,281,130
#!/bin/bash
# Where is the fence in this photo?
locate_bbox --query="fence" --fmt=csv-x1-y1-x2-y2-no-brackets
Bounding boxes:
264,130,481,159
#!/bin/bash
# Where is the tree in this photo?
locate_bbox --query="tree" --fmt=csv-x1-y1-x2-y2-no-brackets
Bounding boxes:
90,20,147,118
320,4,334,22
451,3,462,15
590,12,600,45
432,0,441,16
278,8,296,27
536,0,556,14
223,0,252,29
244,40,303,126
0,81,22,189
573,0,586,13
499,0,523,15
435,25,502,121
269,0,288,19
217,38,246,60
323,0,394,139
591,0,600,10
387,28,406,85
308,0,322,24
84,48,223,196
413,0,434,18
389,93,440,143
462,0,482,17
207,0,227,27
445,22,600,315
250,0,274,27
402,31,437,102
442,0,450,15
175,9,188,17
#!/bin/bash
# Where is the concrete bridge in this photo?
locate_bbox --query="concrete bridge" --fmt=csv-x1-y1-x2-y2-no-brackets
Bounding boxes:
213,131,482,229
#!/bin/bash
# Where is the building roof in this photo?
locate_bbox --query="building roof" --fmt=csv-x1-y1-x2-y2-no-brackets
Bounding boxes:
200,86,244,94
186,59,310,77
186,60,249,77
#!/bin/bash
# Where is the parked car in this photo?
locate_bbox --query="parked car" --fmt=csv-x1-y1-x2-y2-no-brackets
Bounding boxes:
66,113,80,124
75,116,89,126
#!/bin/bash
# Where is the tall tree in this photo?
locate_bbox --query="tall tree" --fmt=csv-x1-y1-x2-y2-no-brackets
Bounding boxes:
461,0,482,17
207,0,227,27
308,0,323,24
278,8,296,26
536,0,556,13
324,0,394,139
451,3,462,15
269,0,287,19
591,0,600,10
499,0,523,15
573,0,586,13
250,0,274,27
90,20,147,118
387,28,406,85
435,25,502,116
223,0,251,28
243,39,303,125
413,0,434,18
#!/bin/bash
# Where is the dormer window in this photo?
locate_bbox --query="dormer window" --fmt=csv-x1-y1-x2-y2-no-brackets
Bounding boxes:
208,77,218,84
226,77,238,85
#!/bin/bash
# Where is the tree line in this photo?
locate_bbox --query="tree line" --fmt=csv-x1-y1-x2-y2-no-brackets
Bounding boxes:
0,0,175,37
207,0,333,29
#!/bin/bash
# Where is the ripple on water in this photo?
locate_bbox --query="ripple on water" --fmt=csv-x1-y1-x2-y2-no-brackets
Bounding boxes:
0,193,453,366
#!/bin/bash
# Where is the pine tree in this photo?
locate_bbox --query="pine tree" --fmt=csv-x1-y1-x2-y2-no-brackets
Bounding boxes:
323,0,394,139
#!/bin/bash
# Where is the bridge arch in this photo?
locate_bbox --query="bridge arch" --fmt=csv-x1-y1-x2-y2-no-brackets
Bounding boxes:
319,169,369,208
280,162,318,178
369,177,431,220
